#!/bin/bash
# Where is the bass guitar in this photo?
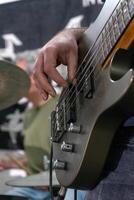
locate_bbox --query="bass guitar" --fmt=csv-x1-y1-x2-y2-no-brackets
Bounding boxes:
51,0,134,189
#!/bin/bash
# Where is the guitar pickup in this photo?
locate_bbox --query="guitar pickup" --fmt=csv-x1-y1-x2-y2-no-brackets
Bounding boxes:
51,102,67,143
51,84,77,143
83,66,95,99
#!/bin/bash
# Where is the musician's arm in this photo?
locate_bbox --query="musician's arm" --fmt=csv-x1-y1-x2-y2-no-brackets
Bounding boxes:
32,28,87,100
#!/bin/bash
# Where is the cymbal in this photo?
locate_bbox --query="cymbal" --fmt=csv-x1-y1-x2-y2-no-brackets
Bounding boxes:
6,171,59,187
0,60,30,110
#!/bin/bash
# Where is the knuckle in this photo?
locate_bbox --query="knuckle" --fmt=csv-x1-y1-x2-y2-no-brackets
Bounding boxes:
44,66,49,74
44,46,52,53
38,47,43,54
32,70,37,80
44,64,51,74
67,40,77,52
43,45,56,54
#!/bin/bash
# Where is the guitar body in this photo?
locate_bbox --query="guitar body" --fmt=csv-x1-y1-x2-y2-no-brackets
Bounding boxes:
53,0,134,189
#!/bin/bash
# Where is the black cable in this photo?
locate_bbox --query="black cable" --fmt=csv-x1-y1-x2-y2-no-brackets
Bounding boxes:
74,189,77,200
49,139,54,200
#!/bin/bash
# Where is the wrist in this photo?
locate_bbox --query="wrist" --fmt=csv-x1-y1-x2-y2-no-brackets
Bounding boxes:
66,27,87,41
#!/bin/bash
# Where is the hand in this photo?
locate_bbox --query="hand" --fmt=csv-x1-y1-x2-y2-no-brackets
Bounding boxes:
33,28,85,100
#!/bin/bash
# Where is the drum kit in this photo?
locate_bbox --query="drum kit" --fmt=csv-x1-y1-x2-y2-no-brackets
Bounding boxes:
5,170,59,200
6,170,59,187
0,60,30,110
0,60,59,199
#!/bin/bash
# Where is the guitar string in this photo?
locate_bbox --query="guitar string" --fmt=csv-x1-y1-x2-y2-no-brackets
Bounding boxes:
57,12,122,106
54,1,131,129
59,0,133,111
57,0,129,115
56,0,123,106
57,0,133,116
58,0,133,109
53,2,133,135
55,5,130,130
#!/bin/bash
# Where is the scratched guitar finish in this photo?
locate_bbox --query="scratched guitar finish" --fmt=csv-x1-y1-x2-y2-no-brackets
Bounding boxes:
51,0,134,189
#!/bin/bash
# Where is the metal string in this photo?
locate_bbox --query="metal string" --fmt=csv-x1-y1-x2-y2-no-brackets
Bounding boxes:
54,0,132,130
56,0,124,107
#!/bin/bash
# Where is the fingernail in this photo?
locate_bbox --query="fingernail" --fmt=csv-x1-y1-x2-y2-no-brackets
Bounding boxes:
41,93,47,101
50,91,56,97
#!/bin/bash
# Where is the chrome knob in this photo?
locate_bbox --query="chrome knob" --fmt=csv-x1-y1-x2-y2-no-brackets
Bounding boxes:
61,141,74,152
68,123,81,133
54,160,66,170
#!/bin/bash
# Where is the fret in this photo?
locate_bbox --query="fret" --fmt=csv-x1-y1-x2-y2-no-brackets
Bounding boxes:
101,30,109,57
100,36,106,60
111,16,117,45
98,12,119,62
121,0,131,25
96,50,104,67
95,32,107,63
106,22,113,50
109,21,115,45
92,39,104,65
89,0,134,70
112,14,121,40
116,7,125,33
91,50,100,67
98,23,114,64
127,0,134,17
103,26,110,52
120,2,126,27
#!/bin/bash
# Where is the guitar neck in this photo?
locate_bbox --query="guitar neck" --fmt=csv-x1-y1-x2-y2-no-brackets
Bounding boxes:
79,0,134,71
99,0,134,65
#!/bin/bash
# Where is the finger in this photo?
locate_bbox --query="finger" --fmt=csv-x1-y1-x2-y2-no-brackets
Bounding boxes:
33,54,56,99
67,48,78,81
43,51,67,88
33,55,48,99
45,65,67,88
34,71,56,99
33,77,48,101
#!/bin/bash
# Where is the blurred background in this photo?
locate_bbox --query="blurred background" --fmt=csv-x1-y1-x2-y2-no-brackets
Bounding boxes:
0,0,103,198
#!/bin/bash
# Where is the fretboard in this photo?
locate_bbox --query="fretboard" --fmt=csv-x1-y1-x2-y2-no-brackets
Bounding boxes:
94,0,134,67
